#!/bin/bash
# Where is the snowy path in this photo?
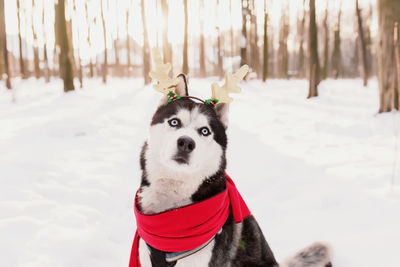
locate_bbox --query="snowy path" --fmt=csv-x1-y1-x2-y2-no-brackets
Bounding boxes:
1,78,399,266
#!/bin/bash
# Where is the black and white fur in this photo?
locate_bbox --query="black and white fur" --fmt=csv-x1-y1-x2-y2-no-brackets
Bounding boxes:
137,75,332,267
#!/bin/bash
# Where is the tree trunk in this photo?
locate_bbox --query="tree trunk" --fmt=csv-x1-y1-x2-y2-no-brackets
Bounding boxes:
298,2,306,78
377,0,400,112
161,0,172,65
55,0,74,92
199,0,206,77
114,1,120,72
240,0,248,66
100,0,108,83
126,9,131,72
356,0,369,86
141,0,151,84
182,0,189,74
308,0,319,98
31,0,41,79
42,5,50,82
394,22,400,109
278,8,289,79
0,0,11,89
85,2,94,78
321,6,329,80
72,0,83,88
262,0,268,82
114,38,120,69
331,7,342,79
249,0,259,76
217,28,223,77
216,0,223,77
16,0,26,78
229,0,235,59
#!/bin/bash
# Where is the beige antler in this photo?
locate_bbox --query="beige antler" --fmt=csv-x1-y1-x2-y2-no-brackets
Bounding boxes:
149,48,180,95
210,65,249,104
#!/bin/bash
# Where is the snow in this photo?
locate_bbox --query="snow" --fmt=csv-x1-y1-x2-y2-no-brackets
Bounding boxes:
1,77,400,267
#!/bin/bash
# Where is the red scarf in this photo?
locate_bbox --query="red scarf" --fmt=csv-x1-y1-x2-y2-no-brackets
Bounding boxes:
128,173,251,267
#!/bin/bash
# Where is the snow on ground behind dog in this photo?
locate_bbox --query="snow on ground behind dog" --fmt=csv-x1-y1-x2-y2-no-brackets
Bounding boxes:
1,77,399,266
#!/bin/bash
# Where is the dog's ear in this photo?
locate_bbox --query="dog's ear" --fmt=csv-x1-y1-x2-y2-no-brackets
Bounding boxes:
157,74,189,107
215,103,229,129
175,74,189,97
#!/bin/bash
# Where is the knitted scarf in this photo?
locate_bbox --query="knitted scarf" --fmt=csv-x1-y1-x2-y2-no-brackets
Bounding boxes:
128,173,251,267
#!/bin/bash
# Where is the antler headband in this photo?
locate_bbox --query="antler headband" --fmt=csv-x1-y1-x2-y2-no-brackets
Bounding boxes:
149,48,249,108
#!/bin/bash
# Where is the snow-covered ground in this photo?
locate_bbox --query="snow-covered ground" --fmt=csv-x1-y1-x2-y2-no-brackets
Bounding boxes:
1,77,399,267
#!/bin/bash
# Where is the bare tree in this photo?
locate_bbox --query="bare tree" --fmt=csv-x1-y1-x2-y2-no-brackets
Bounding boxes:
298,0,306,78
394,22,400,109
161,0,172,65
85,2,94,78
308,0,319,98
141,0,151,84
55,0,74,92
100,0,108,83
331,4,342,79
356,0,369,86
0,0,11,89
249,0,259,76
42,3,50,82
262,0,268,81
321,4,329,80
126,6,131,73
229,0,235,59
72,0,83,88
182,0,189,74
31,0,41,79
199,0,206,77
17,0,27,78
240,0,248,66
278,5,289,79
113,1,120,71
216,0,223,77
377,0,400,111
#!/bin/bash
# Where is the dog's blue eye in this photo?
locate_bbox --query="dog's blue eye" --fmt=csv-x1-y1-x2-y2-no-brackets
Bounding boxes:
168,118,181,127
199,127,211,136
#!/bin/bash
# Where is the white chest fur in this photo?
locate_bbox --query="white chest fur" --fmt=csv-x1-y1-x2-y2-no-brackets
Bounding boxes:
139,177,200,214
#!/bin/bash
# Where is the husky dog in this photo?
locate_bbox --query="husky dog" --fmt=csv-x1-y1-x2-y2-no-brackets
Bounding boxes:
136,75,332,267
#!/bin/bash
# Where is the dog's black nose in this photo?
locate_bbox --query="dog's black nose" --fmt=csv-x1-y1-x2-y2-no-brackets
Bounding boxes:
177,136,196,153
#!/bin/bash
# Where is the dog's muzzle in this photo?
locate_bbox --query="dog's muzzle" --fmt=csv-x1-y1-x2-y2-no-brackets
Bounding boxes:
174,136,195,164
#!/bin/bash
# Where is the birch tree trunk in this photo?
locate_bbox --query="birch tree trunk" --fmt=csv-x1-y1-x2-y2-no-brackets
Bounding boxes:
199,0,206,77
216,0,223,77
85,2,94,78
240,0,248,66
16,0,26,78
321,6,329,80
308,0,319,98
182,0,189,74
377,0,400,111
356,0,369,86
55,0,74,92
31,0,40,79
161,0,172,65
262,0,268,82
298,1,306,78
42,5,50,82
141,0,151,84
249,0,259,76
0,0,11,89
331,7,342,79
100,0,108,83
126,8,131,72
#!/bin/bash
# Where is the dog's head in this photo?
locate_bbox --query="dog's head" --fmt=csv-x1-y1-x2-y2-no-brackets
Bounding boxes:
144,75,229,182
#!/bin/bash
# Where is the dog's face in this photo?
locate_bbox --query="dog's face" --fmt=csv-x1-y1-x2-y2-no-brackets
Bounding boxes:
148,99,227,175
143,76,229,183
